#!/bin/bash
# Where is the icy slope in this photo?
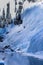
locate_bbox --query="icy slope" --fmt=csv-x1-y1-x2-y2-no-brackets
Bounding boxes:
1,3,43,56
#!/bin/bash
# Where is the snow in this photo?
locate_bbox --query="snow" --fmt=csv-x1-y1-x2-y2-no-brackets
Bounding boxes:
18,52,43,60
0,2,43,65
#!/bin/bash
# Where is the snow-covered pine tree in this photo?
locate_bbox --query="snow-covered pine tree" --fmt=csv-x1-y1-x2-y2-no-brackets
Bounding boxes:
14,0,23,25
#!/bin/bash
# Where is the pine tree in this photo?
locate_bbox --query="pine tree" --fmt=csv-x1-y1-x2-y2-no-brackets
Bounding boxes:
14,1,23,25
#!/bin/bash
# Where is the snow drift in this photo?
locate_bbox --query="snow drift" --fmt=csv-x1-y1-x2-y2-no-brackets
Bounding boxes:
0,3,43,58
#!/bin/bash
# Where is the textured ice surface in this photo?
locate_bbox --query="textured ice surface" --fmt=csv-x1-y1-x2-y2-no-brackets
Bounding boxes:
0,2,43,65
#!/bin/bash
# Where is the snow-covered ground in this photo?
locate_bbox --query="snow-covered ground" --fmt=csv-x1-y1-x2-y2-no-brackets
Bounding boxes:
0,1,43,65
